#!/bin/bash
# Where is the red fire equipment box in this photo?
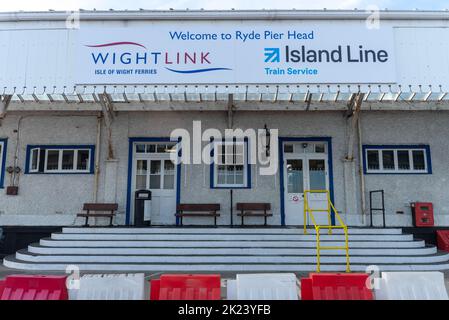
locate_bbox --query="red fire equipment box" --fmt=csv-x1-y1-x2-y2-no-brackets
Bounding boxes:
411,202,434,227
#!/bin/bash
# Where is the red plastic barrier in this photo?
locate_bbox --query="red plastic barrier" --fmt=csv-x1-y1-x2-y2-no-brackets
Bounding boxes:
437,230,449,252
0,275,68,300
150,279,160,300
0,280,5,298
301,273,373,300
150,274,221,300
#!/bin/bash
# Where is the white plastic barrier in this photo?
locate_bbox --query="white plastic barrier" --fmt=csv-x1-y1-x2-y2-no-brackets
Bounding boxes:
70,273,147,300
375,272,449,300
227,273,299,300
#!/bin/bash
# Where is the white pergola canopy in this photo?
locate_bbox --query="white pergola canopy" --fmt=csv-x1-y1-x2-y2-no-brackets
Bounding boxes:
4,84,449,104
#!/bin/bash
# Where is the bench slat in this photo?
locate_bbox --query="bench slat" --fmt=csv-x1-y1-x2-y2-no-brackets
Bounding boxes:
177,204,220,211
176,213,220,217
77,213,115,217
236,203,271,211
237,213,273,217
83,203,118,211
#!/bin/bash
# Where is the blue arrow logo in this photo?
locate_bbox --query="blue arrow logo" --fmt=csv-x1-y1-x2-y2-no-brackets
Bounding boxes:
264,48,280,63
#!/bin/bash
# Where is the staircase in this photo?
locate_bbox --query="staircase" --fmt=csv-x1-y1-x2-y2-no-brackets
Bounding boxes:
3,227,449,272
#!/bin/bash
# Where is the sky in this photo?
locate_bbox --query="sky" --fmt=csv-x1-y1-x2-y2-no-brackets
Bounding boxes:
0,0,447,12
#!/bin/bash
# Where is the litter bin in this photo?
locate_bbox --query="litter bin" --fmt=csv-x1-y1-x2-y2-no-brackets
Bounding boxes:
134,190,152,227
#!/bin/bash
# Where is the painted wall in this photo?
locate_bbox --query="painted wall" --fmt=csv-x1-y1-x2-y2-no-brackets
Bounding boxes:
0,109,448,227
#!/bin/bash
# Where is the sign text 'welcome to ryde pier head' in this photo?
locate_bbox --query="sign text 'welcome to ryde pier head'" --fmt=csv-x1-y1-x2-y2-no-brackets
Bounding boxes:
76,21,396,85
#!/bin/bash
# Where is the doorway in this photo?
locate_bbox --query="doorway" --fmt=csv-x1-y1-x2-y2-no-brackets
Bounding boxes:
282,140,332,226
130,141,178,225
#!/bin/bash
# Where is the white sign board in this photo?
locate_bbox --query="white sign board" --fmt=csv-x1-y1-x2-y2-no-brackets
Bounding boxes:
76,22,396,85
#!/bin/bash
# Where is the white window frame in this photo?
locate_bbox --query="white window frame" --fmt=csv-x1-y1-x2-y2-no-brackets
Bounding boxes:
29,148,41,173
0,140,4,178
135,143,176,154
365,148,428,173
41,148,91,173
213,140,248,188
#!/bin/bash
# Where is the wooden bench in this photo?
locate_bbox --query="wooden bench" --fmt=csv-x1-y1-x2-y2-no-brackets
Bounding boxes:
175,204,220,226
76,203,118,227
236,203,272,226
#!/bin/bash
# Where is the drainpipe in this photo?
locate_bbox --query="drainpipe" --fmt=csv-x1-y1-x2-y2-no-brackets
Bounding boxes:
93,115,102,202
358,114,366,225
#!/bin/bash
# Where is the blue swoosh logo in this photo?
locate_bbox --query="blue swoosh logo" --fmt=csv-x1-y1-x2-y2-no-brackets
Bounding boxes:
165,67,232,74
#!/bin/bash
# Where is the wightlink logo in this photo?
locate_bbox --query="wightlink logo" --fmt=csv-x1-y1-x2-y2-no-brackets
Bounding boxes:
86,41,232,74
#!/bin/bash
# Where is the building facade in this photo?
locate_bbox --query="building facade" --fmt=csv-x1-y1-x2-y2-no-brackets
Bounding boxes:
0,10,448,228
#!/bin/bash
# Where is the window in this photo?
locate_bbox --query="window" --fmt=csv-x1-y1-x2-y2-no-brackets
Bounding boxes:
135,143,176,154
0,139,6,188
212,140,250,188
26,145,94,174
363,145,431,174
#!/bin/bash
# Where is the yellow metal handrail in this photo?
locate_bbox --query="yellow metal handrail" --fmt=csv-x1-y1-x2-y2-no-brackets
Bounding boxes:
303,190,350,273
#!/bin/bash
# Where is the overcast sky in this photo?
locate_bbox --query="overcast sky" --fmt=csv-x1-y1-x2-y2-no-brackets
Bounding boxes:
0,0,447,12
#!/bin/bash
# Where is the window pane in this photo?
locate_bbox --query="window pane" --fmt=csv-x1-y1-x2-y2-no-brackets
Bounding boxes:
150,160,161,174
287,159,303,193
136,160,147,175
166,144,176,153
31,149,39,171
235,154,244,165
164,161,175,174
217,173,226,185
136,144,146,153
309,159,326,190
382,150,395,170
164,175,174,189
397,150,410,170
150,175,161,189
147,144,156,153
413,150,426,170
157,144,166,153
225,154,234,165
315,144,325,153
163,160,175,189
136,176,146,189
367,150,379,170
225,166,235,185
150,160,161,189
235,165,244,185
284,144,294,153
235,143,244,156
46,150,59,170
77,150,90,170
62,150,75,170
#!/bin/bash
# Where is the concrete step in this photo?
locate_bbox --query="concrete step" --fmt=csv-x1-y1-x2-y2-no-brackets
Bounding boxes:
38,238,425,248
15,250,449,264
27,243,437,255
4,256,449,272
50,232,413,241
61,227,404,235
4,227,448,273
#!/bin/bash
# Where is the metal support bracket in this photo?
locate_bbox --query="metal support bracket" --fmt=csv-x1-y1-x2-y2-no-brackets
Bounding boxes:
0,95,12,126
98,93,115,159
345,93,365,161
227,93,235,128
